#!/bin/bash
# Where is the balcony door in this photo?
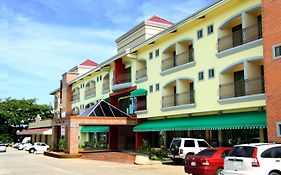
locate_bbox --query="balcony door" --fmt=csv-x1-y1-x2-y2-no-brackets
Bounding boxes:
234,70,245,97
232,24,243,47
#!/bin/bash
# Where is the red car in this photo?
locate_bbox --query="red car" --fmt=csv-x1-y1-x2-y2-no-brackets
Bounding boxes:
184,147,232,175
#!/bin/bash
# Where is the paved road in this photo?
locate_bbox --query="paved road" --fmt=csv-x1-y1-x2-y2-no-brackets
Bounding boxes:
0,148,186,175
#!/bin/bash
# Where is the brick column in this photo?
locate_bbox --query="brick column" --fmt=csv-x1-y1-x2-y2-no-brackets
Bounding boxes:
52,125,61,149
66,123,79,154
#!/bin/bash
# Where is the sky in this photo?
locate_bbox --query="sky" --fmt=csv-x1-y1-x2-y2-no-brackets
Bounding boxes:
0,0,215,105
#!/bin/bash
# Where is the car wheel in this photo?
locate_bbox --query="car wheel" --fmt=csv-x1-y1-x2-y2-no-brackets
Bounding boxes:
269,172,280,175
29,148,36,154
216,168,223,175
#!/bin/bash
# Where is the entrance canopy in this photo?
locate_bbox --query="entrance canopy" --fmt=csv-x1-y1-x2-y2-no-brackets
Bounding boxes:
79,100,130,117
80,126,109,133
133,111,266,132
17,128,52,135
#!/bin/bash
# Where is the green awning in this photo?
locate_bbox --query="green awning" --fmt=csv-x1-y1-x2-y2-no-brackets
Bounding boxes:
80,126,109,133
131,88,147,97
133,111,266,132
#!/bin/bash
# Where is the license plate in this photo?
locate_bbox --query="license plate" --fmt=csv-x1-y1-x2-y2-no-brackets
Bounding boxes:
233,161,241,167
191,162,196,166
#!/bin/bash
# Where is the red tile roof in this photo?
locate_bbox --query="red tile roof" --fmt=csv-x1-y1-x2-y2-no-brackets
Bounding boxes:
80,59,99,67
17,128,51,135
148,15,173,25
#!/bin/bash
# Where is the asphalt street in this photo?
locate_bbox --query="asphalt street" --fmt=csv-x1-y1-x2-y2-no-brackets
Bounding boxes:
0,148,186,175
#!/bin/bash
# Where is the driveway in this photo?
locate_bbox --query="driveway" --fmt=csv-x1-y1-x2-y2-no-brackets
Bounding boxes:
0,148,186,175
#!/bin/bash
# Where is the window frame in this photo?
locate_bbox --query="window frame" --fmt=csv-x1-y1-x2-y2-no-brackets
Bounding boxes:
276,122,281,137
198,71,204,81
197,29,203,39
155,49,160,57
207,24,214,35
149,52,153,60
149,85,153,93
208,68,215,79
155,83,160,91
273,44,281,59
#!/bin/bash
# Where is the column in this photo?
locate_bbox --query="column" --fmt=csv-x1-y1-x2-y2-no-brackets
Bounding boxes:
259,128,265,143
66,123,79,154
218,130,223,147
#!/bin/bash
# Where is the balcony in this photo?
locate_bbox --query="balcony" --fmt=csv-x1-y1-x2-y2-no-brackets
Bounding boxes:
112,73,132,91
218,22,262,52
84,88,96,99
162,91,195,108
71,93,80,103
136,67,147,80
136,100,147,111
219,77,264,99
162,50,194,72
102,81,110,92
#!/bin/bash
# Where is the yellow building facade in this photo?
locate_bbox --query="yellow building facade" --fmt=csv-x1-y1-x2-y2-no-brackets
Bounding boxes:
51,0,266,151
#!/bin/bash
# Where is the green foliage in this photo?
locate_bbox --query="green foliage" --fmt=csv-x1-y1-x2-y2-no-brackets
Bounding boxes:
83,141,96,148
0,98,53,142
58,139,67,149
137,140,151,154
0,134,13,143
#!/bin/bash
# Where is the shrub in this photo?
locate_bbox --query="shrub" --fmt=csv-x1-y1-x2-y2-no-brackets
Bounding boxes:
137,140,151,154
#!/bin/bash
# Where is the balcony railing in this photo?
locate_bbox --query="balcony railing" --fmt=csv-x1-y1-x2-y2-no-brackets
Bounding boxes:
113,73,131,85
136,67,147,80
102,81,110,91
218,22,262,52
162,50,194,72
162,91,195,108
84,88,96,98
219,77,264,99
136,100,147,111
71,93,80,102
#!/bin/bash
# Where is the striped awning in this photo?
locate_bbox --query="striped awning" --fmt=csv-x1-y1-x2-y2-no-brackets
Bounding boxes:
17,128,52,135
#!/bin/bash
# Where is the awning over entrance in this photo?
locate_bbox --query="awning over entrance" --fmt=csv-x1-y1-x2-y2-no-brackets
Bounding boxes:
80,126,109,133
133,111,266,132
130,88,147,97
79,100,130,117
17,128,52,135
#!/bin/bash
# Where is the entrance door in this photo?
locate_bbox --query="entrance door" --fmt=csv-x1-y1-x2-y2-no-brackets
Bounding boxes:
232,24,243,47
234,70,245,97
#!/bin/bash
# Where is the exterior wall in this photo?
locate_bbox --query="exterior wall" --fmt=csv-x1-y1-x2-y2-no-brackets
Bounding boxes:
29,119,52,129
262,0,281,143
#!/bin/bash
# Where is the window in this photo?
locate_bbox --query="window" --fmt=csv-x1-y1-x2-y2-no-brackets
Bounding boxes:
208,69,215,78
198,71,204,81
221,150,231,158
155,83,160,91
207,24,214,35
97,77,99,82
228,146,255,158
149,52,153,60
197,149,216,156
197,29,203,39
273,45,281,59
261,146,281,158
155,49,160,57
276,122,281,137
184,140,195,147
149,85,153,93
198,141,209,148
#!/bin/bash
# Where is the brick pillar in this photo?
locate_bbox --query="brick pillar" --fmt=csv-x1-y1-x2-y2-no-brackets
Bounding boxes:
52,125,61,149
66,123,79,154
262,0,281,143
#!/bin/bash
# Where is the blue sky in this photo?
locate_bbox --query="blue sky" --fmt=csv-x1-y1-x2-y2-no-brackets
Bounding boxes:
0,0,215,105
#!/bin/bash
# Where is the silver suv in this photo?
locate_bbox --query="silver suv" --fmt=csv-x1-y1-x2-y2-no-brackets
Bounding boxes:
168,138,211,162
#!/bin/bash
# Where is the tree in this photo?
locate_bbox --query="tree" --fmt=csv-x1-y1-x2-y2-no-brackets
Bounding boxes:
0,98,53,142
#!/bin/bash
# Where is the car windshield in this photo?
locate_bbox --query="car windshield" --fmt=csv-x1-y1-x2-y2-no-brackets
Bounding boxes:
228,146,255,158
196,149,216,156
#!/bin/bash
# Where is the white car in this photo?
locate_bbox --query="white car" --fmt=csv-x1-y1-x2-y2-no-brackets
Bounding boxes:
27,142,50,154
0,144,6,152
168,138,211,162
223,143,281,175
18,143,32,150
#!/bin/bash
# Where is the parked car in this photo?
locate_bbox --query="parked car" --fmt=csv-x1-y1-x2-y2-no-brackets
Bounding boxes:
168,138,211,163
223,143,281,175
27,142,50,154
18,143,32,150
184,147,232,175
0,144,6,152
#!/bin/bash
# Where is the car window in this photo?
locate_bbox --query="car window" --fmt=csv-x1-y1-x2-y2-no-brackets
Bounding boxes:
198,141,209,147
184,140,195,147
261,146,281,158
221,150,231,158
171,139,181,148
228,146,255,158
196,149,216,156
